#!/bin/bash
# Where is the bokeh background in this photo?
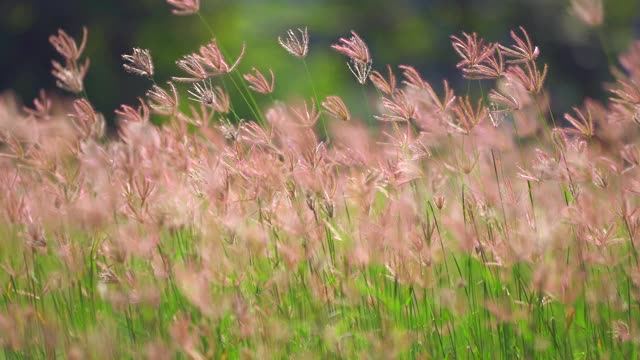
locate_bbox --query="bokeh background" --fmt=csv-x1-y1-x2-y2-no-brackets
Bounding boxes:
1,0,639,124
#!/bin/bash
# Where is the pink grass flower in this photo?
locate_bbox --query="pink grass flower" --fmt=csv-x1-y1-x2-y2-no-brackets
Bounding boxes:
278,27,309,58
174,39,245,81
332,31,371,64
49,27,88,62
243,68,275,95
499,27,540,64
122,48,154,78
332,31,373,84
322,96,350,121
146,82,179,115
369,65,397,95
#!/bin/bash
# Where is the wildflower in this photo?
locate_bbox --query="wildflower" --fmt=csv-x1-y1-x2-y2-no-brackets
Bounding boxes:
291,98,321,127
489,89,520,111
243,68,275,94
174,55,212,82
197,38,245,75
49,27,88,62
146,82,178,115
451,33,504,80
451,32,495,69
51,59,90,94
115,98,149,123
564,106,594,138
174,39,245,82
408,137,431,160
462,47,504,80
188,81,216,106
499,27,540,64
332,31,371,64
278,27,309,58
375,91,416,122
332,31,373,84
570,0,604,28
71,98,105,139
122,48,154,78
448,96,487,134
369,65,397,95
399,65,426,89
49,27,90,94
505,62,548,93
322,96,350,121
348,59,373,85
166,0,200,15
188,81,230,113
465,54,504,80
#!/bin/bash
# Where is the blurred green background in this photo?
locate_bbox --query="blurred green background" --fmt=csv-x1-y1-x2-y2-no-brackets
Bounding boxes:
1,0,639,124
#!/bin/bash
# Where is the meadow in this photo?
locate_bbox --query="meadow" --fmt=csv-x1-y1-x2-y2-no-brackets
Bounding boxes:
2,0,640,358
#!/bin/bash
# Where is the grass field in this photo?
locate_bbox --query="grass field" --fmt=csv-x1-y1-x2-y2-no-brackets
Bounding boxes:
3,0,640,358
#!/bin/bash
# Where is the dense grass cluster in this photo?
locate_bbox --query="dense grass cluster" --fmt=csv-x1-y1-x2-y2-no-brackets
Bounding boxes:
2,0,640,358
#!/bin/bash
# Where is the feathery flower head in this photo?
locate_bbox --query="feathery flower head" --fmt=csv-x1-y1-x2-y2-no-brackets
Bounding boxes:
174,54,210,82
146,82,179,115
291,99,321,127
332,31,371,64
505,61,548,94
197,38,245,75
115,98,150,124
174,39,245,82
166,0,200,16
564,106,595,138
348,59,373,85
451,32,495,69
489,89,520,111
448,96,487,135
51,59,89,94
243,68,275,95
188,81,230,113
49,27,88,62
370,65,397,95
332,31,373,85
122,48,154,78
278,28,309,58
451,32,504,79
188,81,216,106
375,91,416,122
49,27,90,94
71,98,105,139
322,96,350,122
570,0,604,28
499,27,539,64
